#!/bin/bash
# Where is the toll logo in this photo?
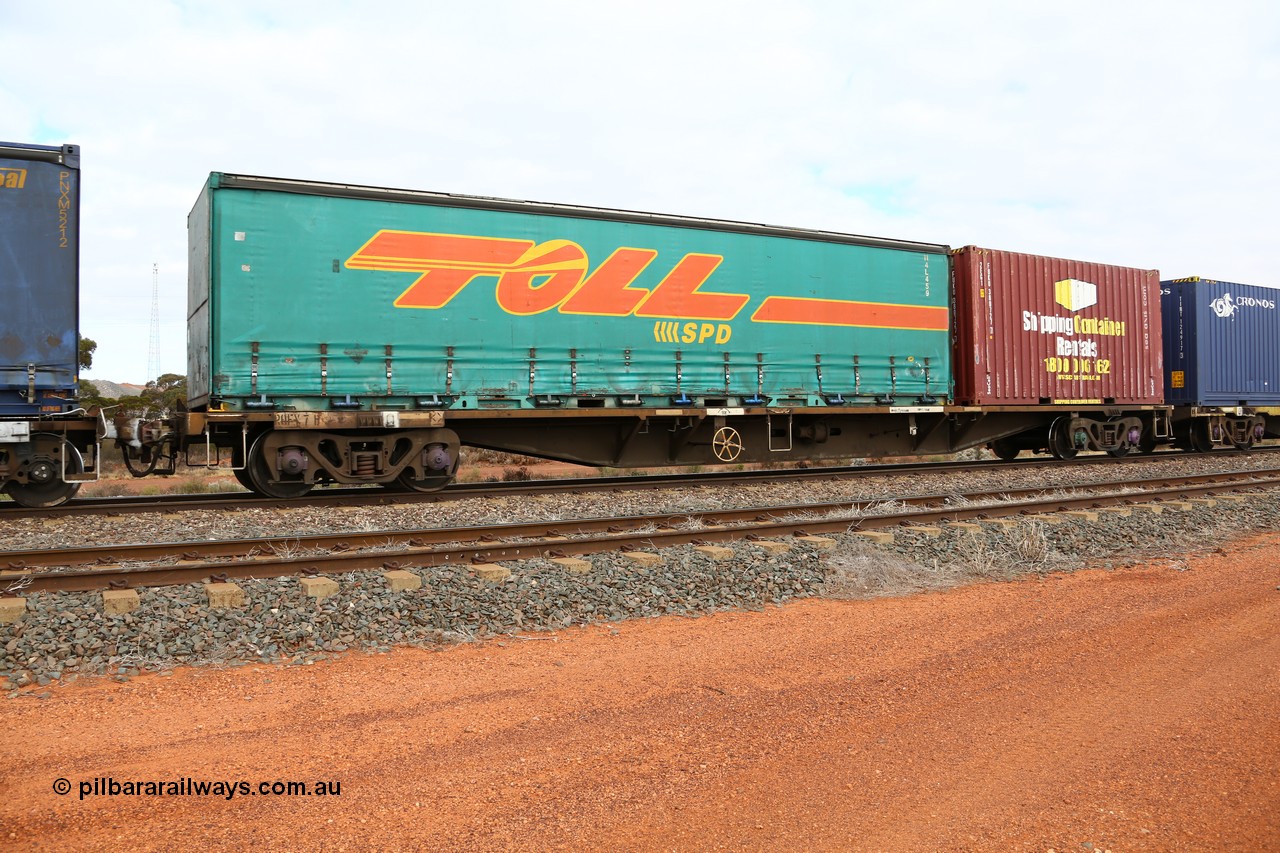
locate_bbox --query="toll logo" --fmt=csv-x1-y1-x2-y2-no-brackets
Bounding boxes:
346,231,747,321
1054,279,1097,312
345,229,949,336
0,167,28,189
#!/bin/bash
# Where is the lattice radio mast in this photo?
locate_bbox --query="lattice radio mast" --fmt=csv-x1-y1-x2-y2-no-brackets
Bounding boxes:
147,263,161,381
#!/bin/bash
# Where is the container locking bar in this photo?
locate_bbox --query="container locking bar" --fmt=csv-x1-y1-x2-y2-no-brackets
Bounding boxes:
745,352,767,405
250,342,260,396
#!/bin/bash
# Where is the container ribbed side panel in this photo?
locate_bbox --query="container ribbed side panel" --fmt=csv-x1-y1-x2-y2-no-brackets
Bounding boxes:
1162,278,1280,406
952,246,1161,405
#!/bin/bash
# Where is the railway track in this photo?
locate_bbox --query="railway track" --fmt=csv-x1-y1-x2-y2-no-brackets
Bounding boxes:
3,446,1278,518
7,467,1278,593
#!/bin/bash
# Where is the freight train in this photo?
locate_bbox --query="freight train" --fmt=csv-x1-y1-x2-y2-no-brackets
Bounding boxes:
3,141,1277,507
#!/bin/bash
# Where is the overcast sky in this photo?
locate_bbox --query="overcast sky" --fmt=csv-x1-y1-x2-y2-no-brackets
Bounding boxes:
3,0,1277,382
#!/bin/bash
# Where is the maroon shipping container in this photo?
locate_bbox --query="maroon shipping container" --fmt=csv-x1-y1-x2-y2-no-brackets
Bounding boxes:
952,247,1162,405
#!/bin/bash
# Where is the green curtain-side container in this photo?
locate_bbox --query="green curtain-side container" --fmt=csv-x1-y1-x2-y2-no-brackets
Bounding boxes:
187,174,952,411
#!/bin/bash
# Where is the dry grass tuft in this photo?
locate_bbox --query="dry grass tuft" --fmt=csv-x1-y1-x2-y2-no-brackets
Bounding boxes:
820,547,952,599
820,523,1056,600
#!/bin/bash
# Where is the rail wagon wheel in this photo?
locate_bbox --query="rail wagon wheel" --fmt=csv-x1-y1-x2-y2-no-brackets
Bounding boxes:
232,467,255,491
1047,418,1079,461
394,469,452,493
245,432,313,499
990,438,1020,461
4,434,83,508
1189,420,1215,454
391,441,456,492
228,445,256,491
712,426,743,462
1138,430,1158,454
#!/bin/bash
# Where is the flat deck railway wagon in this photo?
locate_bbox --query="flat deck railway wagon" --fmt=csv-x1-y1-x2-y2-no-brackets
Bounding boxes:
0,142,100,507
8,150,1270,506
169,173,957,496
131,173,1176,497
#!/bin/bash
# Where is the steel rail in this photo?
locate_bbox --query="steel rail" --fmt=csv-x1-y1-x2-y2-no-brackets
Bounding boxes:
7,473,1278,593
4,467,1278,571
3,446,1277,519
10,466,1280,563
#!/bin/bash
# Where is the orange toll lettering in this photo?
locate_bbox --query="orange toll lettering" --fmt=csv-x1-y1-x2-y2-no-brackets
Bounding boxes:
559,248,658,316
389,268,485,309
348,228,943,335
634,254,748,321
348,231,534,309
495,240,589,315
349,230,748,321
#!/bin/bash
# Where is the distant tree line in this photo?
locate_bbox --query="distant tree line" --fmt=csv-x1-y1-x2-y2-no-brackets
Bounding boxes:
77,337,187,416
80,373,188,417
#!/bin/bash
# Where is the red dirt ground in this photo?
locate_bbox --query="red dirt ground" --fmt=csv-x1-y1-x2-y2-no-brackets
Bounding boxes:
3,535,1277,851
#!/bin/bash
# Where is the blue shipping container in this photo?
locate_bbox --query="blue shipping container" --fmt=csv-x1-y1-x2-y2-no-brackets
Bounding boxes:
1161,276,1280,406
0,142,81,415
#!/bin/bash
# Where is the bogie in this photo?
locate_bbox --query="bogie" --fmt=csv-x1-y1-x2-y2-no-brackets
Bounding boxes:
229,427,460,498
